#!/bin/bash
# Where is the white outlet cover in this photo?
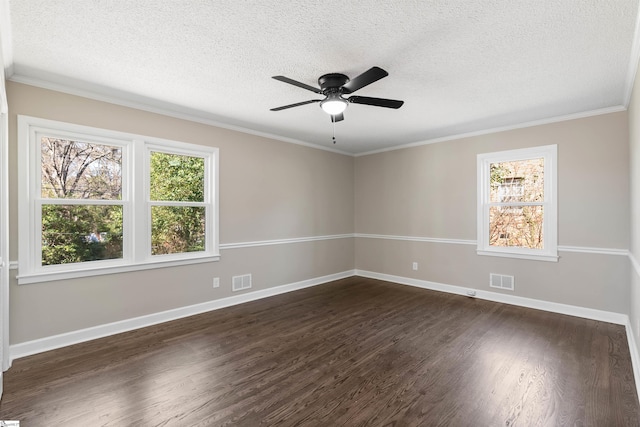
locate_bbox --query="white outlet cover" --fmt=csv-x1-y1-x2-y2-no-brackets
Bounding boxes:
213,277,220,288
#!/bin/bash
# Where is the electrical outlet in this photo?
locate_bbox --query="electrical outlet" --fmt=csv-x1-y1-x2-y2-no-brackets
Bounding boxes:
412,262,418,271
213,277,219,288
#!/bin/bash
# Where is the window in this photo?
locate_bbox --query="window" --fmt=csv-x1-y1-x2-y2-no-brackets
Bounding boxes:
18,116,219,284
477,145,557,262
39,136,125,266
148,149,207,256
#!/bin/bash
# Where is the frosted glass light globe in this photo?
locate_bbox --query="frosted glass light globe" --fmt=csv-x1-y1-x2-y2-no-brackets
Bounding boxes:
320,95,347,115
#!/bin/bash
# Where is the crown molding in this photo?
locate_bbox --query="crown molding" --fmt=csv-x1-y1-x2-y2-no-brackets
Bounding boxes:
8,72,630,159
7,73,353,157
354,105,628,157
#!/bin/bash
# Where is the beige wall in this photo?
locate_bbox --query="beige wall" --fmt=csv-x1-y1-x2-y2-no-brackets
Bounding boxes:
355,112,630,313
6,79,636,347
7,82,355,344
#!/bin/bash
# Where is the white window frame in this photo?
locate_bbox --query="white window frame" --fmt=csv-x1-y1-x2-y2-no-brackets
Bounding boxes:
18,116,220,284
477,144,558,262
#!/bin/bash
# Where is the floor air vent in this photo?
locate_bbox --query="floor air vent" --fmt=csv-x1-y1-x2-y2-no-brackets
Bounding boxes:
490,273,514,291
232,274,252,292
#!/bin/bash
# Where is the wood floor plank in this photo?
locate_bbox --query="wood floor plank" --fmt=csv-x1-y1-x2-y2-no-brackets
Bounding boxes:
0,276,638,426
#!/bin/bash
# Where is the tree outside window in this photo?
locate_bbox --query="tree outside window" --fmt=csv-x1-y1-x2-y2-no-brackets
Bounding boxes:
149,152,206,255
40,137,123,265
18,116,220,284
489,158,544,249
477,145,557,262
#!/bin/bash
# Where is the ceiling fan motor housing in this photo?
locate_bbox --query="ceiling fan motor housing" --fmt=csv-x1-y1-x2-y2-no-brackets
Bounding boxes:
318,73,350,93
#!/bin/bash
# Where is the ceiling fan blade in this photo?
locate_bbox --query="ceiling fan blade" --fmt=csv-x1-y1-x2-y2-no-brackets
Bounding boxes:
348,96,404,109
341,67,389,94
331,113,344,123
270,99,321,111
272,76,323,94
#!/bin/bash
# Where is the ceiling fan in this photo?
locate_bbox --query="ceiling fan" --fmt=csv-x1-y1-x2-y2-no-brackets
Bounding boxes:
270,66,404,123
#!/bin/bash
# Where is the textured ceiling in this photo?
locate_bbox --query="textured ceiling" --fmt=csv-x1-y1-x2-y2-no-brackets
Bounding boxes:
2,0,640,154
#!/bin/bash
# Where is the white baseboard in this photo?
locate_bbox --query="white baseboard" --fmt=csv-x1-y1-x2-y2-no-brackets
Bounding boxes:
355,270,628,325
626,319,640,403
9,270,356,363
366,270,640,406
357,269,640,403
9,268,636,374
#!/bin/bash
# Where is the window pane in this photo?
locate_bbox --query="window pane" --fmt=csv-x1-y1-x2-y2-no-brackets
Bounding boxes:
489,205,543,249
151,206,205,255
489,158,543,203
150,152,204,202
42,204,123,266
41,137,122,200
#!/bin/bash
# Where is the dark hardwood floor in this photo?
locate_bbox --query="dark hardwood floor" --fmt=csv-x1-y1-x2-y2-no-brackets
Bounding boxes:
1,276,639,426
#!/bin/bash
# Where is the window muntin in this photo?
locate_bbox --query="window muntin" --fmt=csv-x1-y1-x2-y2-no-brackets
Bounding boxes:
477,145,557,262
18,116,219,284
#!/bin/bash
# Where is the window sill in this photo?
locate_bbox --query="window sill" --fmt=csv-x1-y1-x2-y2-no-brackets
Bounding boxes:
476,249,558,262
16,254,221,285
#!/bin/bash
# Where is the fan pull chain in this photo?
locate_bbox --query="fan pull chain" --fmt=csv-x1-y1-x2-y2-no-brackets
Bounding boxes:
332,118,337,144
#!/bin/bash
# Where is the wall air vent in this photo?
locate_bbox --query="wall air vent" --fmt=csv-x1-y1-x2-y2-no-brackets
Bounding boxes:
232,274,252,292
490,273,514,291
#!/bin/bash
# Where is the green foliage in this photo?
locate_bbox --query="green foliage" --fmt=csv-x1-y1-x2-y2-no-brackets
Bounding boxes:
151,206,205,255
41,205,123,266
490,163,509,189
150,153,206,255
150,152,204,202
40,142,207,265
40,137,124,266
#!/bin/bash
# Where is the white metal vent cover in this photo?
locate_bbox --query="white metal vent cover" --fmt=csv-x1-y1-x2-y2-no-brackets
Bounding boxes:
490,273,514,291
232,274,252,292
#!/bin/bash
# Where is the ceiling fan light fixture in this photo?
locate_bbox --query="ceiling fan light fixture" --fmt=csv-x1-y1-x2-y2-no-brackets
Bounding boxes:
320,94,347,115
271,67,403,124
